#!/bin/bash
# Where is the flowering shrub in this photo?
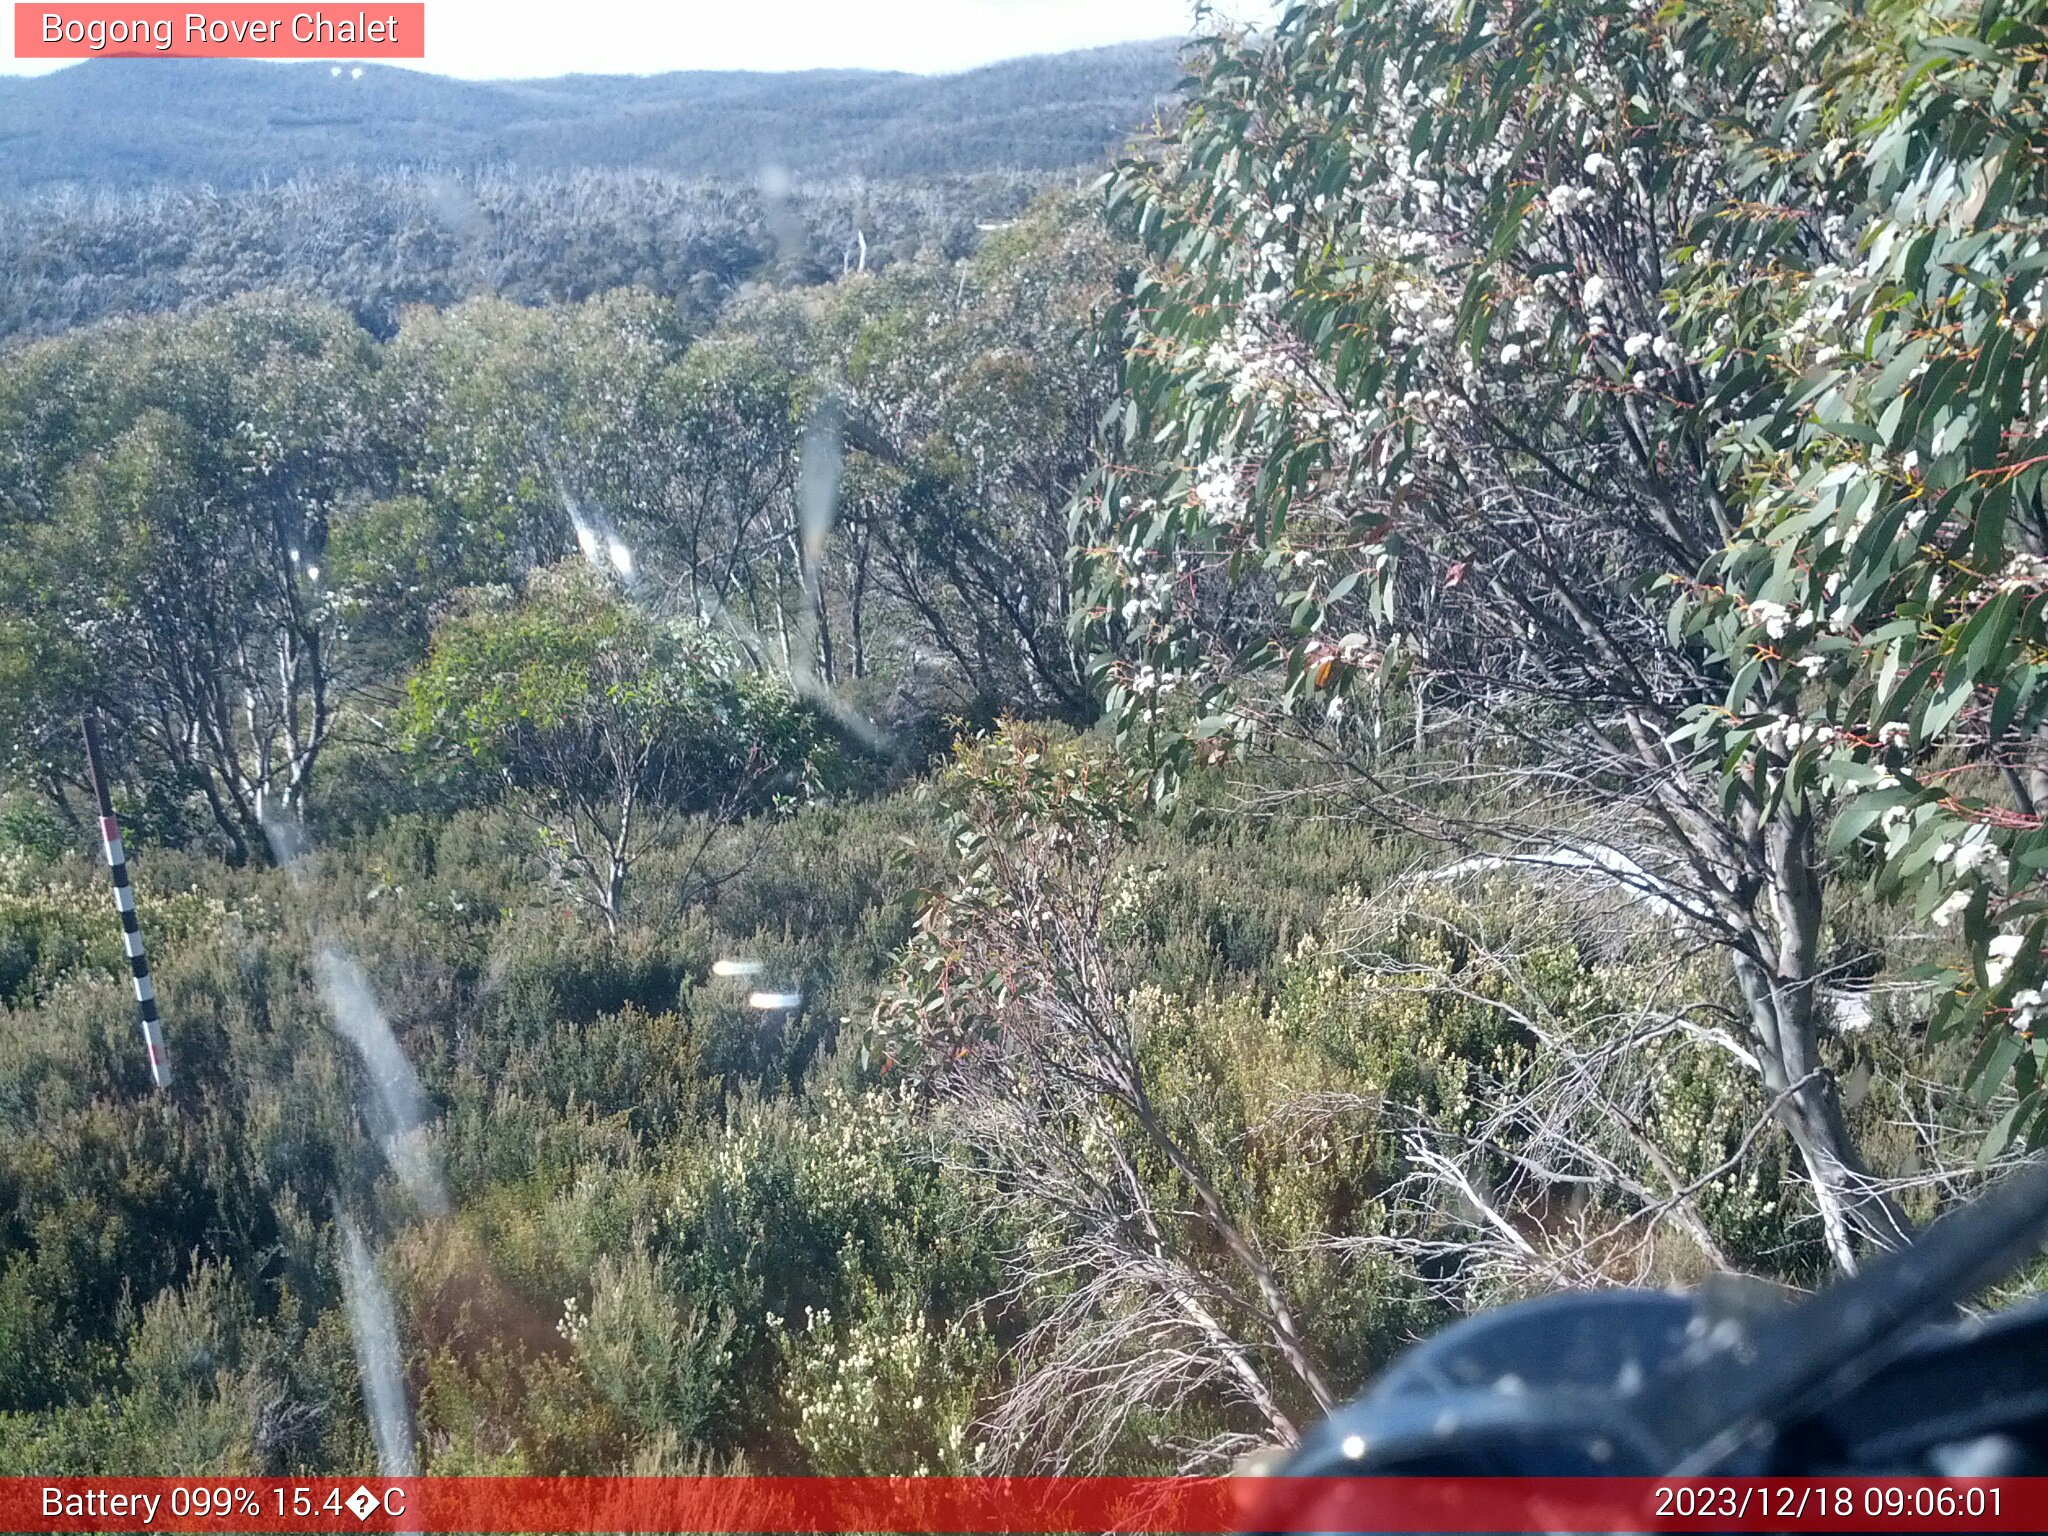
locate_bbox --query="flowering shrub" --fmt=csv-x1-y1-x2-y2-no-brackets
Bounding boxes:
0,851,233,1007
563,1252,731,1450
664,1081,1004,1464
773,1286,996,1474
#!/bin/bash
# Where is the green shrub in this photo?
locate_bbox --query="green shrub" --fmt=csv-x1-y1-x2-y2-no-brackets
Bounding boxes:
775,1284,997,1474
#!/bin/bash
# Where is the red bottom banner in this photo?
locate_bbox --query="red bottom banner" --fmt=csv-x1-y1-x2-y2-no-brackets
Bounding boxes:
3,1475,2039,1533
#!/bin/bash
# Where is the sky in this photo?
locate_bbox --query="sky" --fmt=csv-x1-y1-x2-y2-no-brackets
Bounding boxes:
3,1,1277,78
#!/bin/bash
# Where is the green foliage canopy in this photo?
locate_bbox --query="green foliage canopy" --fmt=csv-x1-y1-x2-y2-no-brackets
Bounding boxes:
401,562,815,811
1665,0,2048,1142
400,562,819,927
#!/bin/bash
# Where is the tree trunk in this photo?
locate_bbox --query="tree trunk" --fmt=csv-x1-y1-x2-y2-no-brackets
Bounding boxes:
1736,805,1913,1273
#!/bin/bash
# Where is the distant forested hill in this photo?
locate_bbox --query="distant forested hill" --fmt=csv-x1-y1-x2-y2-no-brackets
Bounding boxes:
0,167,1061,342
0,43,1184,195
0,44,1183,344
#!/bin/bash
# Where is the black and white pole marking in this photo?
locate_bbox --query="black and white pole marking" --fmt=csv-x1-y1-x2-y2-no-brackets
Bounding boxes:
81,714,172,1089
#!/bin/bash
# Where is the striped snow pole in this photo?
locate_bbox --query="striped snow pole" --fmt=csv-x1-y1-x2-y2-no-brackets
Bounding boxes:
81,714,172,1089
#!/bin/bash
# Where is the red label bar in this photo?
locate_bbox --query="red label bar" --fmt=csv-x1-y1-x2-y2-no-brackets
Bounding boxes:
15,4,424,58
0,1477,2040,1533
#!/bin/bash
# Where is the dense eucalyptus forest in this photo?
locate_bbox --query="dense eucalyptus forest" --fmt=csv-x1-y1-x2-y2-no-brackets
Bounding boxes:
0,168,1062,344
6,0,2048,1477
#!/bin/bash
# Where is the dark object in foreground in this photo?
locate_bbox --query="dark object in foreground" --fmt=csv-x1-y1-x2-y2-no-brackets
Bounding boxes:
1271,1160,2048,1506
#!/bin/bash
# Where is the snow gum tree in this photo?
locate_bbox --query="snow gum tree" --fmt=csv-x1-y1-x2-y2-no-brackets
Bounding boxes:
1670,0,2048,1149
0,296,389,860
399,562,819,932
1076,0,1975,1268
